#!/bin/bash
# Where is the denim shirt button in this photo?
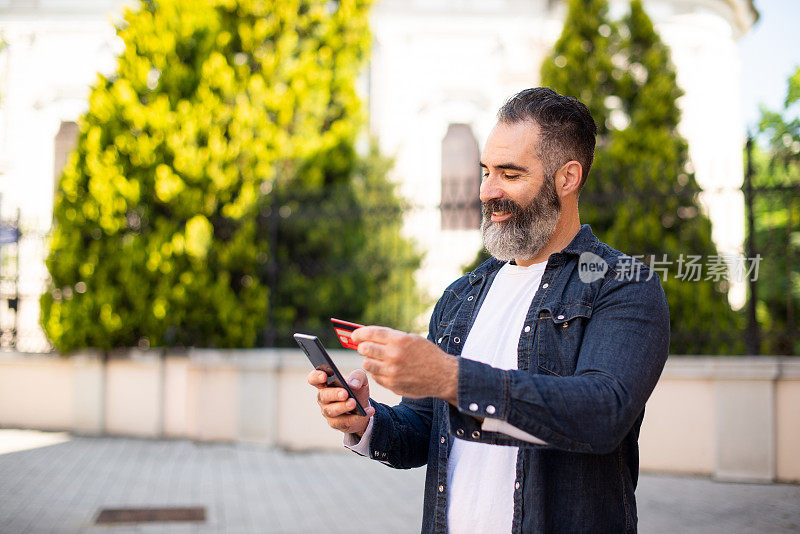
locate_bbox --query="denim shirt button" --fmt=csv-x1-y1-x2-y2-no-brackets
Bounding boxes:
515,481,521,490
467,295,474,301
542,283,549,289
438,485,444,493
523,325,531,333
440,436,446,444
557,314,565,320
468,403,478,412
453,337,461,344
456,429,464,437
471,430,480,439
486,405,496,415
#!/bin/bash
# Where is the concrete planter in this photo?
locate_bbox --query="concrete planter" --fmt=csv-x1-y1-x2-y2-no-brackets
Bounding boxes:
0,350,798,482
0,352,73,430
162,349,189,439
104,349,164,438
638,356,800,483
71,349,105,435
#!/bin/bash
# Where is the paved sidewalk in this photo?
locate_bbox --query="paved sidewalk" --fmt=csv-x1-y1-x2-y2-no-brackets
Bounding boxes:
0,430,798,533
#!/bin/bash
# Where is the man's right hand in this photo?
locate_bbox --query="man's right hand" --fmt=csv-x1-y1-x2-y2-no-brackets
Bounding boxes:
308,368,375,438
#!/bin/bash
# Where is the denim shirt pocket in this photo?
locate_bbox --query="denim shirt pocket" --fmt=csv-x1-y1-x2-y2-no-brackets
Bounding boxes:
435,322,456,353
536,303,593,377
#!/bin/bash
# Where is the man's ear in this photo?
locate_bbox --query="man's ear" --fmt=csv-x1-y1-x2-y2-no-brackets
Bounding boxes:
556,161,583,197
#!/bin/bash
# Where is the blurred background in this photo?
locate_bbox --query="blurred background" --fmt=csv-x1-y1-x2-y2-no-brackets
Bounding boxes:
0,0,798,531
0,0,795,355
0,0,797,356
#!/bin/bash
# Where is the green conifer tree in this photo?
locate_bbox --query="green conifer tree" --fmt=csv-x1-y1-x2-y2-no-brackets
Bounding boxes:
41,0,423,352
751,66,800,354
540,0,618,138
542,0,741,353
464,0,618,274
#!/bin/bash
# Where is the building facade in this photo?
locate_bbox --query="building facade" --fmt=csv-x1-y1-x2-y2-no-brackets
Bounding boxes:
368,0,757,297
0,0,757,350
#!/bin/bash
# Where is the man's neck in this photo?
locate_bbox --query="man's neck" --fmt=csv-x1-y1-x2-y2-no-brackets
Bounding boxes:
514,209,581,267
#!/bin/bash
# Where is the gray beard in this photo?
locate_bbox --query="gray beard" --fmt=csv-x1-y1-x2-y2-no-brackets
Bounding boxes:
480,176,561,262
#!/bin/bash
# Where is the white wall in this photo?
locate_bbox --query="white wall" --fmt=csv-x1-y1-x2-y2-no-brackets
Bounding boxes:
1,351,798,482
369,0,755,301
0,4,129,351
0,0,756,347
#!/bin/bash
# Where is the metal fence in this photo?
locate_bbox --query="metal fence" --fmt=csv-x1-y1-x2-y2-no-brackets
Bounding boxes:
4,174,798,355
743,139,800,355
0,216,51,353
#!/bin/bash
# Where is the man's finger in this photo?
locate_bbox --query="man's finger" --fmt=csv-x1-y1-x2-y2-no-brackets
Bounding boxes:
357,341,387,360
351,325,404,344
322,398,358,418
307,370,328,389
347,369,368,389
362,357,384,377
339,409,374,429
317,387,350,404
333,405,375,426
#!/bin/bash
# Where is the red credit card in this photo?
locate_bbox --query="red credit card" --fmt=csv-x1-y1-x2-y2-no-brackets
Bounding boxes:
330,318,365,350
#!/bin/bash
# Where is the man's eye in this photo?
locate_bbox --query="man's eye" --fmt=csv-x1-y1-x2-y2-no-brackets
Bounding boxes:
504,174,520,180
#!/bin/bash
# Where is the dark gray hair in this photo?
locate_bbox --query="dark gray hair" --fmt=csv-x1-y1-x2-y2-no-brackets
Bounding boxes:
497,87,597,190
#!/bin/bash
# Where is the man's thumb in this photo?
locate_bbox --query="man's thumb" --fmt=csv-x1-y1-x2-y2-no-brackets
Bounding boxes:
348,368,368,390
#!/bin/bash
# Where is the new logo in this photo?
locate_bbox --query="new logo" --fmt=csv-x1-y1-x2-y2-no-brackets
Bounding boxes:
578,252,608,283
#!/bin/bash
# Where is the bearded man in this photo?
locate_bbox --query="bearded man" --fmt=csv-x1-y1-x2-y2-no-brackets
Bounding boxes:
308,87,670,534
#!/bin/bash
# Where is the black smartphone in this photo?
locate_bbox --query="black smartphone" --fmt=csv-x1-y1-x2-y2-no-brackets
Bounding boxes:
293,333,368,417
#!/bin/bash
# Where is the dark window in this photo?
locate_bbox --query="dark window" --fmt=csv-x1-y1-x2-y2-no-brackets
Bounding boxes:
441,123,480,230
53,121,78,185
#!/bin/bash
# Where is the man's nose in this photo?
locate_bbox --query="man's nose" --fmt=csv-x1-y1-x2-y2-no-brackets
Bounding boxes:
480,174,503,203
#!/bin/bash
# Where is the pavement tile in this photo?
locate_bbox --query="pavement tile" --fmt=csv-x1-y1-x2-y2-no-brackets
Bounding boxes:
0,430,798,534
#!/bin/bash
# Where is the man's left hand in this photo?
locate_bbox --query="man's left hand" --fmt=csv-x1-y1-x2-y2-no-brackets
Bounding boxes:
351,326,458,403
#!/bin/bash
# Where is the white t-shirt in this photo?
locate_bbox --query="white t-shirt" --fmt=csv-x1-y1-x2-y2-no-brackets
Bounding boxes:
447,260,547,534
346,260,548,534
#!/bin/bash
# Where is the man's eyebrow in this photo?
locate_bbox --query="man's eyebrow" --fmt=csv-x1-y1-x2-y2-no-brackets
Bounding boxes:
479,162,529,173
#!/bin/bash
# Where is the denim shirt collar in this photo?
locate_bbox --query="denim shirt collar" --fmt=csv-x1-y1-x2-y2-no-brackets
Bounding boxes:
560,224,599,256
468,224,599,286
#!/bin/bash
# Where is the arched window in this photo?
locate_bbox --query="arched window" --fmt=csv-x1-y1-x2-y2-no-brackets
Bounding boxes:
53,121,78,184
441,123,480,230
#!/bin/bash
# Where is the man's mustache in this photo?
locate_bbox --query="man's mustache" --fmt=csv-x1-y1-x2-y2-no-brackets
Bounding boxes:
481,198,524,219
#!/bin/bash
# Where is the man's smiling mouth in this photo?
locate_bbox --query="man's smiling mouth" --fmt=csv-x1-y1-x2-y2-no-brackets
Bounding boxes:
491,210,512,222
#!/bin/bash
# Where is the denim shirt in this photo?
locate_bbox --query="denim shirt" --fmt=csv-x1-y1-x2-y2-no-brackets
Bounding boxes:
364,225,670,534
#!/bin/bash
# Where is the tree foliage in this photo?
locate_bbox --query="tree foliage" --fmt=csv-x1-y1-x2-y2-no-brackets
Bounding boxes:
751,66,800,354
268,140,426,346
540,0,617,139
541,0,742,354
41,0,423,352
